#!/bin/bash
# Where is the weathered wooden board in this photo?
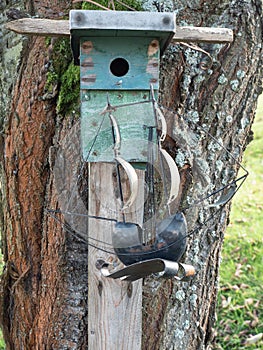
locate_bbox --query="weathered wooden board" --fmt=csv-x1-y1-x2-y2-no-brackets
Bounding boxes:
5,18,234,43
5,18,70,36
173,25,234,43
88,163,144,350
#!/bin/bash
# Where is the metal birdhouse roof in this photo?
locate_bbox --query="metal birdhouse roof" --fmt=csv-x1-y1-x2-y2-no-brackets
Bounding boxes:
70,10,176,63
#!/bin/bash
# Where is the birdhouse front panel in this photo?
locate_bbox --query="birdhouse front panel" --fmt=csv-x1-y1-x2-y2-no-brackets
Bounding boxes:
80,37,160,90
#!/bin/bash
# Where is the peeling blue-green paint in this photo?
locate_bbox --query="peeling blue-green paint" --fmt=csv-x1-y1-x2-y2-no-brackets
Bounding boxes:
80,37,159,91
81,91,156,162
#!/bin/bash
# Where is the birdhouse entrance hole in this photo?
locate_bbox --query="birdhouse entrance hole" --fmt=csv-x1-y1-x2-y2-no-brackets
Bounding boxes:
110,57,129,77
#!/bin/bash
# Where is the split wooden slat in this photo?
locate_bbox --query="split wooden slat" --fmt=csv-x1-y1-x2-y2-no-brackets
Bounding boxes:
5,18,233,43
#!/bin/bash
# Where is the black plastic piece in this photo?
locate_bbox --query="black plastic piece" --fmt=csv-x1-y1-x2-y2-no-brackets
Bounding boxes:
112,212,187,266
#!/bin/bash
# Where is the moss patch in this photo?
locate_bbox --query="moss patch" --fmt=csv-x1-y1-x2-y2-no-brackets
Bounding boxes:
57,62,80,116
44,37,80,117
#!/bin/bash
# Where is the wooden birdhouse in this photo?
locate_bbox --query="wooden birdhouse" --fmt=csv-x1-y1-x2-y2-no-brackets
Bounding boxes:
70,10,176,163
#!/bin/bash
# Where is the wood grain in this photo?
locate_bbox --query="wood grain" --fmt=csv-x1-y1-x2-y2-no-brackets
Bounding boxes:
88,163,144,350
5,18,233,43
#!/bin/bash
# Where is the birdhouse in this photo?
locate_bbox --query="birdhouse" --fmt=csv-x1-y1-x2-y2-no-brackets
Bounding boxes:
70,10,176,163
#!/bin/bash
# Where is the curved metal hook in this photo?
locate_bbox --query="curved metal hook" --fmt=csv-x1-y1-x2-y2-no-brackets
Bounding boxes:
115,156,139,212
150,90,181,206
155,102,167,142
159,147,180,204
109,113,121,154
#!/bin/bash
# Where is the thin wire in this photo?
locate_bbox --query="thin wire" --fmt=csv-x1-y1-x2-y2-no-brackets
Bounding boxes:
46,209,114,247
47,100,249,257
66,109,107,210
46,207,223,258
181,174,248,211
150,86,170,214
114,0,137,11
156,103,249,208
72,0,137,11
73,0,110,10
110,99,153,110
158,103,248,175
46,208,117,222
145,126,156,243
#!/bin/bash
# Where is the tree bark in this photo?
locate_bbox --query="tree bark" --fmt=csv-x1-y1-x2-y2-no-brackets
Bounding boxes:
143,1,262,349
0,1,262,350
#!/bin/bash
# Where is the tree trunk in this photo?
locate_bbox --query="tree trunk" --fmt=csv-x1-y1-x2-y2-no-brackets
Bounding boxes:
0,1,262,350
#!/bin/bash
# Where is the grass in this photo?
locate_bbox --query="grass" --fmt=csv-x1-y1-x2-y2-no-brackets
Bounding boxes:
215,94,263,349
0,255,4,350
0,335,4,350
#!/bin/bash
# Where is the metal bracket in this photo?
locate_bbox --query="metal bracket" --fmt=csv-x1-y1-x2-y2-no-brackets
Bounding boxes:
100,258,195,282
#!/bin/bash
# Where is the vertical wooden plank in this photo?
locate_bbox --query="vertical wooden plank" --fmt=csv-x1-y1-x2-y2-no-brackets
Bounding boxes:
88,163,144,350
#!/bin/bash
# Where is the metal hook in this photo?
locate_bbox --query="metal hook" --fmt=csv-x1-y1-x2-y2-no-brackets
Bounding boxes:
159,146,180,205
155,102,167,142
109,113,121,155
115,157,139,212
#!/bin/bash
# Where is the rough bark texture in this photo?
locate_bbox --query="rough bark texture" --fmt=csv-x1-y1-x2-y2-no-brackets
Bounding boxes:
142,1,262,349
0,1,262,350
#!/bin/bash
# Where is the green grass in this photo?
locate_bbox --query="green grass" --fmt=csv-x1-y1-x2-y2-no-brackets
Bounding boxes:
0,255,4,350
215,94,263,349
0,334,4,350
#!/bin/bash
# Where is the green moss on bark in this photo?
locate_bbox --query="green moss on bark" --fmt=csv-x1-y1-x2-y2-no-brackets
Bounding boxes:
44,37,80,117
57,62,80,116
